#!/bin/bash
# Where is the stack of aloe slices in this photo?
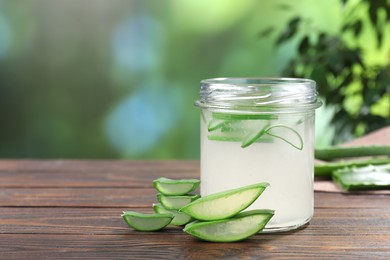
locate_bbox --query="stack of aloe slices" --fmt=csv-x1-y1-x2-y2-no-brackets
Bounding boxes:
122,177,200,230
122,178,274,242
314,145,390,191
206,112,304,150
153,177,200,226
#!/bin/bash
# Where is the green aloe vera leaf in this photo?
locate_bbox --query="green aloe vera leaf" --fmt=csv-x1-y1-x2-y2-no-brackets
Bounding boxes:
315,145,390,161
241,124,270,148
207,135,243,142
153,203,193,226
212,112,278,121
121,211,173,231
157,193,200,210
153,177,200,196
332,164,390,191
208,135,273,143
315,157,390,177
180,182,269,221
208,119,227,132
183,209,274,242
264,125,303,150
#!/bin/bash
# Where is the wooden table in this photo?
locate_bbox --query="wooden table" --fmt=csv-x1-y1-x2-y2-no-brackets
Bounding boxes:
1,160,389,259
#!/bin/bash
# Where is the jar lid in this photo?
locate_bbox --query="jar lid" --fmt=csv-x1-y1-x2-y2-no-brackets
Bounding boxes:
195,77,322,114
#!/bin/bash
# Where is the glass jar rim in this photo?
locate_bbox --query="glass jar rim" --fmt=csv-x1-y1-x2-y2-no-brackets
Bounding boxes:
200,77,315,86
195,77,322,114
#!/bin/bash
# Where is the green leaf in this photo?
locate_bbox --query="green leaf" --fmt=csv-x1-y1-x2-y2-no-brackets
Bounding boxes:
121,211,173,231
332,164,390,191
183,209,274,242
153,178,200,196
298,36,310,54
157,193,200,210
264,125,303,150
276,17,301,45
153,203,193,226
180,182,269,221
258,26,274,38
353,20,363,37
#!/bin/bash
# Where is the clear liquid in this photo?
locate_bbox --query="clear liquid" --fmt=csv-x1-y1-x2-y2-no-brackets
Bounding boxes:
200,111,315,232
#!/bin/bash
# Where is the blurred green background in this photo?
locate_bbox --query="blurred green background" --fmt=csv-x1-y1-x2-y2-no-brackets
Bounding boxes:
0,0,388,159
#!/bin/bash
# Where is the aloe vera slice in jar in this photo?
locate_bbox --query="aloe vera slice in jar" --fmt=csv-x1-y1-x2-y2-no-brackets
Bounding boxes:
332,164,390,191
153,203,193,226
241,123,270,148
208,119,228,132
153,178,200,196
121,211,173,231
157,193,200,210
264,124,303,150
180,182,269,221
211,112,278,121
183,209,274,242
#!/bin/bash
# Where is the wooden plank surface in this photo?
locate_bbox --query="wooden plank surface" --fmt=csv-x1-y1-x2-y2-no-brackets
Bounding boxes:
0,160,390,259
0,160,199,188
1,187,389,208
0,207,389,236
1,233,390,259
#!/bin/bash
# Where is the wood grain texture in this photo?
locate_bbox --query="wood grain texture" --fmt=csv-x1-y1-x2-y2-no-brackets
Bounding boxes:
1,187,389,208
0,160,199,188
0,207,389,236
0,233,389,259
0,160,390,259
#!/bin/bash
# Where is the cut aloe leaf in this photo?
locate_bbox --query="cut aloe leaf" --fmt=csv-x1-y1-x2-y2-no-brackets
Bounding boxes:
315,145,390,161
314,157,390,177
212,112,278,120
332,164,390,191
265,125,303,150
208,119,244,133
180,182,269,221
208,135,273,143
121,211,173,231
241,124,270,148
157,193,200,210
208,135,243,142
183,209,274,242
153,203,193,226
153,177,200,196
208,119,227,132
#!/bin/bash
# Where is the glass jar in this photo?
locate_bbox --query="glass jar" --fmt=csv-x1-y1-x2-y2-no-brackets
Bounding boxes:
195,77,322,232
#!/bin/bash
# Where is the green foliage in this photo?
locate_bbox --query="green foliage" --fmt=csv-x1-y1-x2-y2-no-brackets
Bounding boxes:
267,0,390,143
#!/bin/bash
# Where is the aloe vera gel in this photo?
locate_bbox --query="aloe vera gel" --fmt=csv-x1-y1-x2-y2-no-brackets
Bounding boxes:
195,78,322,232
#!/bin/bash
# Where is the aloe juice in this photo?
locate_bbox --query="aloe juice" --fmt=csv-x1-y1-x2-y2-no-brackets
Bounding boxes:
200,111,315,232
195,78,321,232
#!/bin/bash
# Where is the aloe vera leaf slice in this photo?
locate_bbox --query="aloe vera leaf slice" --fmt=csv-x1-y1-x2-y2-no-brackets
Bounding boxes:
264,124,303,150
332,164,390,191
315,145,390,161
212,112,278,120
180,182,269,221
157,193,200,210
153,177,200,196
314,158,390,177
183,209,274,242
208,135,273,143
241,124,270,148
121,211,173,231
153,203,193,226
208,119,227,132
